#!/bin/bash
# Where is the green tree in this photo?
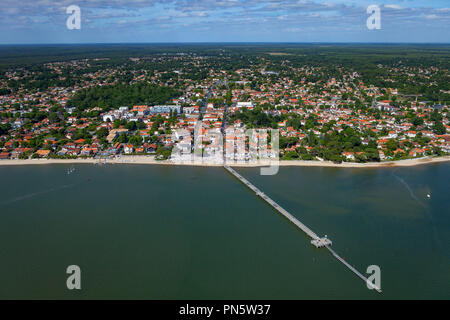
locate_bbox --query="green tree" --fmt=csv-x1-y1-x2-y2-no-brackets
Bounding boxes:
386,139,398,151
432,121,446,135
96,127,109,139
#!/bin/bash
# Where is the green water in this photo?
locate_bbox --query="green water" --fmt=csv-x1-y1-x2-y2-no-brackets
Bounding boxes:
0,163,449,299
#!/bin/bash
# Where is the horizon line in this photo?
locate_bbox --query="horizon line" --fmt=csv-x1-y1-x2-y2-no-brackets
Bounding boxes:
1,41,450,46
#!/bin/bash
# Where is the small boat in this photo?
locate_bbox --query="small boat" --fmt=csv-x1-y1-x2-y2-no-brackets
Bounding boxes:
427,194,431,199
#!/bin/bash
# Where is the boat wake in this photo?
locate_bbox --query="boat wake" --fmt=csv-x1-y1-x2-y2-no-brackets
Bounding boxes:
2,183,76,206
392,171,443,253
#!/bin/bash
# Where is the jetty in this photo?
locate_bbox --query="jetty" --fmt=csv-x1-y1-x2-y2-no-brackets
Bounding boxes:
224,165,382,293
224,165,331,247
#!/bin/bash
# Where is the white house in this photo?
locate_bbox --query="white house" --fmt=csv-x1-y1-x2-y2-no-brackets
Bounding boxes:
124,144,134,154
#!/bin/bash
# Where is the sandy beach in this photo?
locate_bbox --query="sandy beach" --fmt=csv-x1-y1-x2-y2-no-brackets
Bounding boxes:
0,155,449,168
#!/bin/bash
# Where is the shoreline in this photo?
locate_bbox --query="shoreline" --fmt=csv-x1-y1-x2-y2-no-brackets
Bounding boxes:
0,155,449,168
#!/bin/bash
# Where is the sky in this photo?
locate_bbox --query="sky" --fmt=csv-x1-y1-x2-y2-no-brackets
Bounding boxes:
0,0,449,44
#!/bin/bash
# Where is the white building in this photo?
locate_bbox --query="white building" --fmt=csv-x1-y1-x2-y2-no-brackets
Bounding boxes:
151,105,181,114
183,106,196,114
103,113,116,122
236,102,254,108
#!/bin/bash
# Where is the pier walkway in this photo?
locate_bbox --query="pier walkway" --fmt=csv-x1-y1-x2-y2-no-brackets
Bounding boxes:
224,165,331,247
326,246,382,293
224,165,382,293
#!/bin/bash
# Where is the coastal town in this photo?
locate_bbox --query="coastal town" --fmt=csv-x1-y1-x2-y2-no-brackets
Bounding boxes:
3,0,450,301
0,52,449,164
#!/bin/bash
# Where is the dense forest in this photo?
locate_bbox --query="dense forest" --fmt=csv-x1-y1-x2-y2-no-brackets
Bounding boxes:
1,44,449,103
1,43,449,69
66,82,180,111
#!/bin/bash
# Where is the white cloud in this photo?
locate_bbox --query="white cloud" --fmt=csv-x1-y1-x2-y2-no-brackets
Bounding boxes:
284,27,302,33
384,4,403,10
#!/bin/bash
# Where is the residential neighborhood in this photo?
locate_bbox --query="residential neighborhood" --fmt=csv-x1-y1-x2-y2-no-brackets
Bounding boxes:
0,52,448,163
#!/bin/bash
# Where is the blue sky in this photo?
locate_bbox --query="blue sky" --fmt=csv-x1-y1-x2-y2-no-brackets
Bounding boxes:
0,0,449,44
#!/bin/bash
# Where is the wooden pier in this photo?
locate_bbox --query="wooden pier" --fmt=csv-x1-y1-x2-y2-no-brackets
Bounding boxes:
224,165,382,293
326,246,382,293
224,165,331,247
